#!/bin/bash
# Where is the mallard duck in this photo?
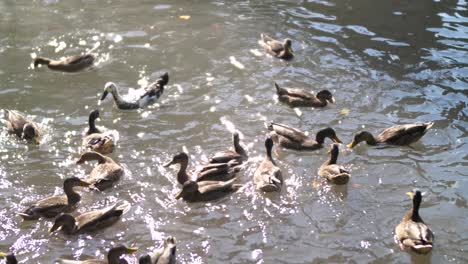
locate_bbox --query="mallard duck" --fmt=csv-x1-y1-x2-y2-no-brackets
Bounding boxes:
83,109,105,136
394,190,434,254
347,122,434,148
56,245,138,264
33,54,95,72
100,72,169,110
254,137,283,192
275,82,335,107
318,144,350,184
259,33,293,60
268,122,342,150
76,151,124,191
163,152,240,185
82,131,115,155
139,236,176,264
0,252,17,264
49,200,130,235
3,109,41,144
19,177,90,220
175,178,241,203
209,131,248,164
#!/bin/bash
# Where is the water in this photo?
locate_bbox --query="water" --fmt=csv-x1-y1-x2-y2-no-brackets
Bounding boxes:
1,0,467,263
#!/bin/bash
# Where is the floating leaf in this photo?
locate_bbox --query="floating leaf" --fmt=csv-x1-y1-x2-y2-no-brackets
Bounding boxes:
249,49,263,57
179,15,191,20
229,56,245,69
340,108,350,116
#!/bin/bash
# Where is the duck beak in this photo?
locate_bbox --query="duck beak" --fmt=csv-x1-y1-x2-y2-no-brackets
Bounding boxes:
405,191,414,198
163,160,175,167
0,252,7,257
126,247,139,254
79,180,92,187
270,176,281,184
175,189,184,199
100,90,109,101
347,141,356,149
327,149,331,154
33,137,41,145
329,96,336,104
332,136,342,144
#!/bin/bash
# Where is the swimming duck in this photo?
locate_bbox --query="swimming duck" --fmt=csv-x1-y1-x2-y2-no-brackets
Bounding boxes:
318,144,350,184
163,152,240,185
209,131,248,164
76,151,124,191
100,72,169,110
82,131,115,155
33,54,94,72
268,122,342,151
175,178,241,203
259,33,293,60
19,177,90,220
83,109,106,136
3,109,41,144
139,236,176,264
394,190,434,254
275,82,335,107
0,252,17,264
49,200,130,235
254,137,283,192
56,245,138,264
347,122,434,148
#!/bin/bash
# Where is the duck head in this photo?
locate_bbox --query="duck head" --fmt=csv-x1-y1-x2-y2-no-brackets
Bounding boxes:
49,213,76,234
316,128,342,144
23,123,40,144
163,152,189,167
316,90,335,103
347,131,374,148
101,82,118,101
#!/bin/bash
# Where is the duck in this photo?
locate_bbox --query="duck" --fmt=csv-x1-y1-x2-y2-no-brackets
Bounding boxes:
49,200,130,235
139,236,176,264
83,109,106,136
254,137,283,192
19,177,90,220
163,152,240,185
3,109,41,144
394,190,434,254
82,131,115,155
100,72,169,110
318,144,350,184
209,131,248,164
268,122,342,151
175,178,241,203
347,122,434,148
33,53,94,72
76,151,124,191
259,33,293,60
56,245,138,264
0,252,17,264
274,82,335,107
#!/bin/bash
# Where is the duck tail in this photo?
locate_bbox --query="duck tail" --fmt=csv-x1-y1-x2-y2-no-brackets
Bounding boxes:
18,211,38,221
113,200,131,215
425,122,434,130
158,72,169,86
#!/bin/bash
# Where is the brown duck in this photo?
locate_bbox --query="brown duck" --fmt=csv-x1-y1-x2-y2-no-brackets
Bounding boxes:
33,54,94,72
347,122,434,148
318,144,350,184
254,137,283,192
76,151,124,191
275,82,335,107
139,236,176,264
209,131,248,164
259,33,293,60
175,178,241,203
3,109,41,144
394,190,434,254
19,177,90,220
268,122,342,150
56,245,138,264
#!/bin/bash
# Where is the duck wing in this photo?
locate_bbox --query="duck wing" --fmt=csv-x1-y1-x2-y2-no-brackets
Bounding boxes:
378,122,433,145
268,122,309,142
20,195,69,219
61,54,95,66
4,110,29,135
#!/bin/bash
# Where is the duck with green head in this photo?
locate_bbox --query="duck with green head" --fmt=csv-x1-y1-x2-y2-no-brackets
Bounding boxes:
275,82,335,107
56,245,138,264
259,33,293,60
139,236,176,264
319,144,350,185
100,72,169,110
254,137,283,192
33,53,94,72
19,177,90,220
347,122,434,148
394,190,434,254
268,122,342,151
3,109,41,144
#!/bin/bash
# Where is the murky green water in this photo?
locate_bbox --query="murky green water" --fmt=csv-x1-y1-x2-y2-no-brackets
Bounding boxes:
1,0,467,263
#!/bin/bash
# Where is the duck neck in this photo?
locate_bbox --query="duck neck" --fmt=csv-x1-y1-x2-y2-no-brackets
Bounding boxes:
316,97,328,107
88,116,99,134
411,196,421,222
233,137,246,158
64,185,81,205
34,57,51,67
110,88,128,107
177,160,190,185
365,133,378,145
326,151,338,165
61,219,77,235
266,144,274,162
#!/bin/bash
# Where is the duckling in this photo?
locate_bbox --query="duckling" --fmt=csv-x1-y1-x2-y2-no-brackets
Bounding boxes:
33,54,94,72
83,109,106,136
19,177,90,220
163,152,240,185
347,122,434,148
254,137,283,192
49,200,130,235
268,122,342,151
76,151,124,191
394,190,434,254
259,33,293,60
209,131,248,164
82,131,115,155
56,245,138,264
3,109,41,144
175,178,241,203
275,82,335,107
139,236,176,264
318,144,350,184
0,252,17,264
100,72,169,110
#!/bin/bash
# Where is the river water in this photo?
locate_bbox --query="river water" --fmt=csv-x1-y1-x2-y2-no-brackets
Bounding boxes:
0,0,467,263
